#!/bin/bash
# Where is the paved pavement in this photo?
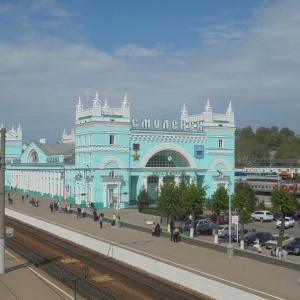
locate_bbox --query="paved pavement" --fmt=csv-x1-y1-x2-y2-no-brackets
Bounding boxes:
2,191,300,300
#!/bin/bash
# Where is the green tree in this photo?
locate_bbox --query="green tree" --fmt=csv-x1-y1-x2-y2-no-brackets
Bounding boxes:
136,187,150,213
232,184,253,248
182,183,207,237
271,188,297,247
235,181,257,212
157,180,181,222
210,186,229,243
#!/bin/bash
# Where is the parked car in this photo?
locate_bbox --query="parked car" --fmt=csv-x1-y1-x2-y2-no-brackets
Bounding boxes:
194,214,210,222
283,237,300,255
232,228,257,242
276,217,295,229
195,222,215,235
286,210,300,221
189,215,211,228
209,213,229,225
265,234,294,249
270,210,282,221
251,210,273,222
245,232,273,246
217,225,236,239
195,219,214,228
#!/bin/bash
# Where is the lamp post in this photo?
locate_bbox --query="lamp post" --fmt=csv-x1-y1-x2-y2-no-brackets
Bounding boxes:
60,264,89,300
217,170,234,258
115,192,128,228
227,190,234,258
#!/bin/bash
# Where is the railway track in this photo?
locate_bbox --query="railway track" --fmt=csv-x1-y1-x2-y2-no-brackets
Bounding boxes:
6,217,211,300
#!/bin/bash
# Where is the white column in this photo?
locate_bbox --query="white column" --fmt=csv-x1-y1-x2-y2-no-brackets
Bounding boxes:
103,184,107,208
189,176,195,185
158,176,164,187
143,176,148,191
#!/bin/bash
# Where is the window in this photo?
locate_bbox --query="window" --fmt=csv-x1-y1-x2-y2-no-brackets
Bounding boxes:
219,139,223,148
163,176,174,183
146,155,176,168
148,176,159,184
110,135,115,145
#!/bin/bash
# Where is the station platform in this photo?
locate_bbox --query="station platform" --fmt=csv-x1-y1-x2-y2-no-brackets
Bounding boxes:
1,248,82,300
2,191,300,300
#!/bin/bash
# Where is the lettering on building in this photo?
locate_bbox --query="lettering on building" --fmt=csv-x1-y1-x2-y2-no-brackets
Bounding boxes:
131,118,203,132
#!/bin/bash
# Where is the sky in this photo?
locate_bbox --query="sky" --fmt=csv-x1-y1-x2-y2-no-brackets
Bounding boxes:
1,0,300,144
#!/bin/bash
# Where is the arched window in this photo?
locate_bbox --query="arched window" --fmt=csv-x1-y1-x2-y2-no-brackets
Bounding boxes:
146,155,176,168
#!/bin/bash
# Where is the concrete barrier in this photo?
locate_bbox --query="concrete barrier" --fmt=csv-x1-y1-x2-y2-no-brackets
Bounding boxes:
6,208,265,300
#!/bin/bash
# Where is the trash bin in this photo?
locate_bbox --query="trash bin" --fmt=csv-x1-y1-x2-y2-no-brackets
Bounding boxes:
182,231,189,236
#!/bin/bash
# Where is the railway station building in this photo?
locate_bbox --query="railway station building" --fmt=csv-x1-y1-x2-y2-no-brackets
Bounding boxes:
3,92,235,209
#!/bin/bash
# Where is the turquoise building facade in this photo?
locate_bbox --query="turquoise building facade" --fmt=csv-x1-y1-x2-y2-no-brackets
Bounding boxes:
3,92,235,208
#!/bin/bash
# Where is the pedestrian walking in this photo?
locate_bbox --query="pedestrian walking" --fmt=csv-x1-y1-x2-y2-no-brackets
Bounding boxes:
111,213,117,226
170,219,175,241
22,194,25,203
77,207,82,218
93,209,98,221
173,227,180,243
67,204,70,214
152,222,156,236
49,200,54,212
99,214,103,228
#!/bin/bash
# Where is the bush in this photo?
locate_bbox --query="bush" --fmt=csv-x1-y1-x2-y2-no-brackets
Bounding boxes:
137,188,150,212
141,208,166,217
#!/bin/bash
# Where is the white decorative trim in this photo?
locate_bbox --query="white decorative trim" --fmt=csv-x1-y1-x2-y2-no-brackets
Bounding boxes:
76,146,130,153
207,149,234,155
100,156,125,169
211,158,231,170
140,143,197,168
131,134,207,144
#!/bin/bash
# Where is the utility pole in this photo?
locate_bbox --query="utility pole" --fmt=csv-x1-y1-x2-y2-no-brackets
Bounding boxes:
0,127,6,274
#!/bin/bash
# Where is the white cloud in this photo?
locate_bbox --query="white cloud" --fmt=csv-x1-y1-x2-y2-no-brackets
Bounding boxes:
1,0,300,143
113,44,162,58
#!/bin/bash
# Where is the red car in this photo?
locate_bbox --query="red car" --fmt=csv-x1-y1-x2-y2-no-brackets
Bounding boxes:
209,213,229,225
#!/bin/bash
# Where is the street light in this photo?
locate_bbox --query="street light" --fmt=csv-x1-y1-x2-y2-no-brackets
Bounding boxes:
217,170,234,258
115,192,128,228
60,264,89,300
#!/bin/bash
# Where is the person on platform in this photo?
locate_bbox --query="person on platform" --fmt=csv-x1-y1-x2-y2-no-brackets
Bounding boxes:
111,213,117,226
81,207,86,218
253,238,262,253
155,223,161,237
170,219,175,241
93,209,98,221
173,227,180,243
22,194,25,203
99,214,103,229
49,200,54,212
77,207,82,218
152,222,156,236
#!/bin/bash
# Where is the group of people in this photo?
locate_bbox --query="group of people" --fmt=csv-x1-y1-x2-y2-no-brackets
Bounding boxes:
271,247,288,259
49,199,62,212
151,220,181,242
170,220,180,243
76,206,86,218
152,222,161,237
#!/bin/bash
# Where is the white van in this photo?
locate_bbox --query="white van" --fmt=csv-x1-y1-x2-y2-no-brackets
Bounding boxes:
251,210,273,222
